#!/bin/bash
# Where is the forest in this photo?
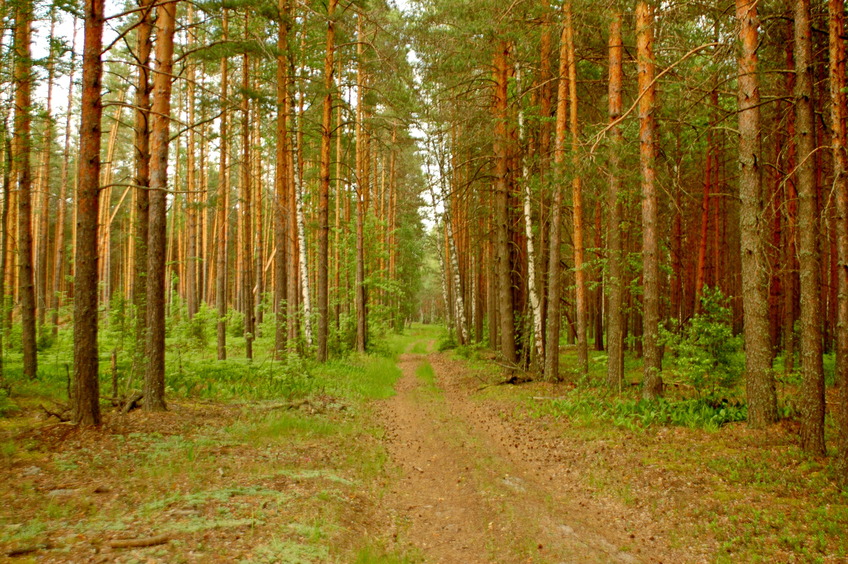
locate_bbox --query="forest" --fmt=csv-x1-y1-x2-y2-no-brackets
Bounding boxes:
3,0,848,560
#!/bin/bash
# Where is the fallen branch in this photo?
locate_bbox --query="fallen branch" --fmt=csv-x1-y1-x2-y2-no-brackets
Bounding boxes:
121,391,143,414
107,534,170,549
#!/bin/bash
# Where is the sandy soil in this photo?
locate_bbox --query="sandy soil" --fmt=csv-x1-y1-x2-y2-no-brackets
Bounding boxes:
375,351,700,563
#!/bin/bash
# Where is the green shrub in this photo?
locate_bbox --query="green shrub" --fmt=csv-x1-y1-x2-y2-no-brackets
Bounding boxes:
661,287,743,399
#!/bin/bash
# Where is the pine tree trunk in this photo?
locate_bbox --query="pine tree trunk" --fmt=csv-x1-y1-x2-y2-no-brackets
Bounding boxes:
0,136,10,380
51,17,77,338
795,0,826,455
494,40,516,365
637,1,663,399
216,10,229,361
737,0,778,428
14,0,36,381
144,0,177,411
544,6,570,380
73,0,104,425
185,4,197,320
606,11,625,389
133,0,152,374
274,0,290,358
830,0,848,484
36,10,57,329
354,14,367,353
316,0,337,362
240,41,255,360
564,3,588,376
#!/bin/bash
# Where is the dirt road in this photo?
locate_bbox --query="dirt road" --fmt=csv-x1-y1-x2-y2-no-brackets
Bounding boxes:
376,350,690,563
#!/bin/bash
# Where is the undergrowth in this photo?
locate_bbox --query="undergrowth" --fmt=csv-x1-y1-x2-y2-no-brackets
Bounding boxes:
536,387,747,432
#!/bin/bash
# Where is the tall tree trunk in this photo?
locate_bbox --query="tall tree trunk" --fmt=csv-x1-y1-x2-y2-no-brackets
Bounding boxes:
544,5,570,380
294,86,312,347
14,0,36,380
51,17,78,338
517,68,544,364
0,136,11,380
73,0,104,425
606,11,625,389
494,40,516,365
240,38,254,360
216,9,229,361
36,10,57,328
274,0,290,358
795,0,826,455
354,14,367,353
737,0,778,428
637,1,662,399
827,0,848,483
132,0,152,375
831,0,848,484
144,0,177,411
316,0,337,362
185,4,197,320
565,3,588,376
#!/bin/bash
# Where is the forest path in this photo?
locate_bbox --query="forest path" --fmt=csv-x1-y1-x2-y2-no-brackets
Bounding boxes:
375,351,651,563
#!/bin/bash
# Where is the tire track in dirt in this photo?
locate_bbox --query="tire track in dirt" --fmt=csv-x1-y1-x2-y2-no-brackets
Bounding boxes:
377,351,651,563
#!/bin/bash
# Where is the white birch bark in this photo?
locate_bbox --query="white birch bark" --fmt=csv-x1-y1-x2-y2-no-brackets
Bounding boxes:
517,68,544,362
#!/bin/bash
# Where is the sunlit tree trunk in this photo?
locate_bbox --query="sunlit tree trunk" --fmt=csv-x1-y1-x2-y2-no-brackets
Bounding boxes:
144,0,178,411
637,1,662,399
606,10,624,389
544,6,569,380
14,0,36,380
565,2,588,376
737,0,778,428
73,0,104,425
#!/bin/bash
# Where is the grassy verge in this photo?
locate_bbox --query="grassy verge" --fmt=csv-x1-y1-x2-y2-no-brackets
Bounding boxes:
0,322,440,562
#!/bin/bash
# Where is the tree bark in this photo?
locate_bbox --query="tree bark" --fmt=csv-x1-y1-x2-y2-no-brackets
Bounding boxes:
637,1,662,399
565,3,588,376
317,0,338,362
51,18,78,338
36,10,57,329
606,10,624,389
132,0,152,374
494,40,516,365
544,5,570,380
144,0,178,411
274,0,290,358
831,0,848,484
216,9,229,361
240,37,254,360
517,68,544,365
73,0,104,425
795,0,826,455
14,0,36,380
737,0,778,428
354,14,367,353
